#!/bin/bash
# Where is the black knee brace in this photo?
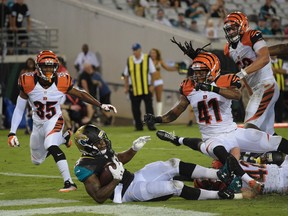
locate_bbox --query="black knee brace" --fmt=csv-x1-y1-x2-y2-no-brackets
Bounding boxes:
47,145,66,162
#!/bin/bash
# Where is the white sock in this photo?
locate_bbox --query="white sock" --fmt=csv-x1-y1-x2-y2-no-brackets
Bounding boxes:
198,189,220,200
241,173,254,184
178,137,184,145
156,102,163,116
191,165,218,179
56,160,73,183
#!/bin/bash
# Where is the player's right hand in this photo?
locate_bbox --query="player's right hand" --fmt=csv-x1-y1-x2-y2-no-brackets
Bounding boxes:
144,113,156,125
132,136,151,152
8,133,20,147
109,156,124,180
101,104,117,113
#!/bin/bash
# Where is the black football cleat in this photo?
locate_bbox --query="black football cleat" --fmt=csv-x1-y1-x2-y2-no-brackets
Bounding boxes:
147,123,157,131
156,130,180,146
217,161,234,185
227,176,242,193
218,188,235,200
59,180,77,192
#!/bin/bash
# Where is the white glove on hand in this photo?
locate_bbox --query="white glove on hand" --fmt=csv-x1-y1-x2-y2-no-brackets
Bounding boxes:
109,156,124,180
101,104,118,113
132,136,151,152
8,133,20,147
236,68,248,79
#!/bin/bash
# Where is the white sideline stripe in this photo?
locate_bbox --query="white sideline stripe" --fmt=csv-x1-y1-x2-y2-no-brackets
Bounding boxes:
114,146,189,151
0,198,78,207
0,172,77,180
0,204,217,216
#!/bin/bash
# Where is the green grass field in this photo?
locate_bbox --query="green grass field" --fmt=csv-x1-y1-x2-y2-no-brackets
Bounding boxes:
0,125,288,216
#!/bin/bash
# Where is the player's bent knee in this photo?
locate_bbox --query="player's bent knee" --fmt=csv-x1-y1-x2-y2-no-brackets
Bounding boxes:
31,159,43,165
172,180,184,190
167,158,180,168
171,180,184,196
47,145,66,162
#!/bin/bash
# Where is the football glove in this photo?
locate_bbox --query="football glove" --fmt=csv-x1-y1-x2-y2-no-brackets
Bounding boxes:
8,133,20,147
132,136,151,151
236,69,248,79
195,83,220,93
109,156,124,181
100,104,117,113
143,113,162,125
176,61,188,75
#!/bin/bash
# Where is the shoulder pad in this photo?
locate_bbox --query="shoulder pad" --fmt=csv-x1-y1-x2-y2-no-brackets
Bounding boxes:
242,30,263,47
55,72,73,93
179,78,195,96
18,72,37,94
224,43,230,56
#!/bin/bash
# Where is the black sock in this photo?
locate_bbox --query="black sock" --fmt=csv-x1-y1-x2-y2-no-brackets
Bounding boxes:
179,161,196,178
277,138,288,154
182,138,202,151
213,146,229,164
180,185,201,200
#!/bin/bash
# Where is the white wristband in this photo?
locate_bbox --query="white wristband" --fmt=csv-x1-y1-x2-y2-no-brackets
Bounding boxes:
234,193,243,200
241,68,248,76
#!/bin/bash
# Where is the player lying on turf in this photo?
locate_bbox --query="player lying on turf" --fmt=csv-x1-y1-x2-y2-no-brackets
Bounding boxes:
157,130,288,195
73,124,258,204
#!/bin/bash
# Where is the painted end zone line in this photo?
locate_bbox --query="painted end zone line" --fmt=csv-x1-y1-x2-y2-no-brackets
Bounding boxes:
238,122,288,128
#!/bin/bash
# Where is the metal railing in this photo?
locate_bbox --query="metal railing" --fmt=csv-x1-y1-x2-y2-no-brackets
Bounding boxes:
0,27,59,58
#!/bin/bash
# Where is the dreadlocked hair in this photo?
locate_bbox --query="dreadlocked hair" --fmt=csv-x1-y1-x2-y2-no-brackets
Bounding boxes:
170,36,211,60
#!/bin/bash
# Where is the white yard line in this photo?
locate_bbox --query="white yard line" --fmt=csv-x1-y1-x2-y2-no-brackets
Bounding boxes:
0,198,78,207
0,172,76,179
0,203,217,216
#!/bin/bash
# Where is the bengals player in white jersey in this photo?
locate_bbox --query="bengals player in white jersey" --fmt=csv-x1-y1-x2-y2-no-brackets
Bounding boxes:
145,39,288,195
223,11,279,135
7,50,117,192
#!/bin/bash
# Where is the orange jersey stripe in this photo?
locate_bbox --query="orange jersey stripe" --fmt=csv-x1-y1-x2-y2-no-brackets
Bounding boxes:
215,74,239,88
245,84,275,122
47,116,64,136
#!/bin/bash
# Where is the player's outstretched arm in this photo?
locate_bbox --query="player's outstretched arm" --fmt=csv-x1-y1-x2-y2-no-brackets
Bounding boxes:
268,43,288,56
68,87,117,113
116,136,151,165
144,95,189,125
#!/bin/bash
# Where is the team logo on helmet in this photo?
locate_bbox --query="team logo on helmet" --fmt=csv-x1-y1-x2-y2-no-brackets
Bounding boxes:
74,124,113,156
